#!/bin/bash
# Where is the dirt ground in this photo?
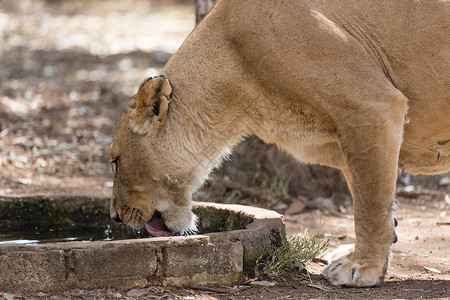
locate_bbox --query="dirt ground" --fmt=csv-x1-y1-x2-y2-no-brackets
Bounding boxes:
0,1,449,299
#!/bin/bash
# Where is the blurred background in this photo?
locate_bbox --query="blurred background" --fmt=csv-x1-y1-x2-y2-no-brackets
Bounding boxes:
0,0,194,195
0,0,448,214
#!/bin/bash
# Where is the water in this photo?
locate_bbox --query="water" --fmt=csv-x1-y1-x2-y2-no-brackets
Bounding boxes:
0,198,253,245
0,222,147,245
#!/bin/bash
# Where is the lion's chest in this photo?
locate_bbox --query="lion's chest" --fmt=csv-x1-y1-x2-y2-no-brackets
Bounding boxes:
399,139,450,174
399,113,450,174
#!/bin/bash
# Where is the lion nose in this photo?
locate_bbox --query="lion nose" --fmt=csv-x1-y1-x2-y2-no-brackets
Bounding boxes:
111,213,123,223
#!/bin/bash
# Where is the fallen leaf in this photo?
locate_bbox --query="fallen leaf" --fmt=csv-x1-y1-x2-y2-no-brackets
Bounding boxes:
126,288,151,298
285,197,307,215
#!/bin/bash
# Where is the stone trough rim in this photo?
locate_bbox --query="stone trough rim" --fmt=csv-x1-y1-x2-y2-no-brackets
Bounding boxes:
0,199,283,247
0,195,286,292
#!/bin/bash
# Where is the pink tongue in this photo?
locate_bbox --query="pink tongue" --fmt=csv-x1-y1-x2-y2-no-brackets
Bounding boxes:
144,213,173,237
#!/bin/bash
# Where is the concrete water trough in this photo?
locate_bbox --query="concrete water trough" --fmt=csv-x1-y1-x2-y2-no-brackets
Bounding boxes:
0,195,285,292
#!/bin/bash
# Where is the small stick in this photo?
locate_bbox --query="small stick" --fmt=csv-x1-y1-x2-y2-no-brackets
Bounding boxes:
312,257,328,264
189,285,233,294
190,285,251,294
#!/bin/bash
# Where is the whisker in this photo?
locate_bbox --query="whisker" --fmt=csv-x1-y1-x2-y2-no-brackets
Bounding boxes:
127,208,134,223
123,207,132,223
137,210,147,224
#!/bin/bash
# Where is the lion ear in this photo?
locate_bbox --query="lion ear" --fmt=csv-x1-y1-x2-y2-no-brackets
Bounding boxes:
132,75,172,134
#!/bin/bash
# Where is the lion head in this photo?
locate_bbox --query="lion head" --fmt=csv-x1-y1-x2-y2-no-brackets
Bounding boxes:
106,75,198,237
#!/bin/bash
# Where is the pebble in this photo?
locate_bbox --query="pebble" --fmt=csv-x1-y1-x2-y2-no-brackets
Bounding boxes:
438,177,450,186
308,197,336,212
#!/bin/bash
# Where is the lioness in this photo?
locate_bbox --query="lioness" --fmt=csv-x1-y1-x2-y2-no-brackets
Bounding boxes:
107,0,450,287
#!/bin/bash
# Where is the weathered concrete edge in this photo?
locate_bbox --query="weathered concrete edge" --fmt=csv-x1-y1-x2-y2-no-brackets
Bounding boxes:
193,202,286,275
0,200,285,292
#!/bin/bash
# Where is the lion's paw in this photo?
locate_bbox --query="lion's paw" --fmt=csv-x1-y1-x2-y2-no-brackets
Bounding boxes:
322,245,386,287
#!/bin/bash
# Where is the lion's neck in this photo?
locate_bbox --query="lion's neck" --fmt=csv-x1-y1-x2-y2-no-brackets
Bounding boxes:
160,16,255,187
163,92,247,187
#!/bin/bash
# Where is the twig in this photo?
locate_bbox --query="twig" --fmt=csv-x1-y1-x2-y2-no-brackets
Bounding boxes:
189,285,232,293
240,277,259,285
306,270,313,284
189,285,250,294
307,283,333,291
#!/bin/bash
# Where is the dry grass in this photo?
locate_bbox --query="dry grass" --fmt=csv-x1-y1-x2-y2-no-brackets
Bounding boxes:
256,229,328,277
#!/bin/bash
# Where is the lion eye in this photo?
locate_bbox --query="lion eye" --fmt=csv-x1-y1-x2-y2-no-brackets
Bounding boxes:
111,158,119,176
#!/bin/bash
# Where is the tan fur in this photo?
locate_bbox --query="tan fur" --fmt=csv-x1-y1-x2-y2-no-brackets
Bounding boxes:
108,0,450,287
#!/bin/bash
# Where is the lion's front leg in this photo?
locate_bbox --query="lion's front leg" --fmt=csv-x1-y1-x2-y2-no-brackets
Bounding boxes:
322,95,406,287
